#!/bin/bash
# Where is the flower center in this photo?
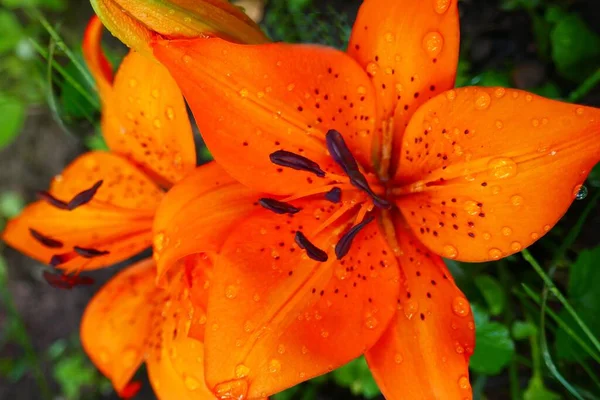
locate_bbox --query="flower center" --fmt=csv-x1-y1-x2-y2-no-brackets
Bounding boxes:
259,129,391,263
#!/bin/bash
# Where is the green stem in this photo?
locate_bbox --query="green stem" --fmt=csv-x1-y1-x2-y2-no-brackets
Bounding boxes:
522,249,600,355
568,68,600,103
499,262,522,400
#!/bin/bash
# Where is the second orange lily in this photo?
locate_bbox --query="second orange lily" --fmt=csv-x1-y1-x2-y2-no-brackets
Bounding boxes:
149,0,600,399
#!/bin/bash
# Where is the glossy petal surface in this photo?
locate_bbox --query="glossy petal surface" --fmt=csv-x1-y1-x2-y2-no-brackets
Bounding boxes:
153,38,377,195
366,216,474,400
2,152,161,271
152,162,258,283
394,87,600,261
80,258,159,391
204,199,399,398
348,0,459,177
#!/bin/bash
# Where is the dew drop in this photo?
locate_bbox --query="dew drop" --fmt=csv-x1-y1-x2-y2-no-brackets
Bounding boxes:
501,226,512,236
321,330,329,338
394,353,404,364
543,224,551,232
510,195,524,206
443,245,458,259
366,62,378,76
574,184,588,200
165,107,175,120
403,299,419,320
576,107,584,116
182,55,192,63
531,232,540,240
434,0,451,14
463,200,481,216
151,89,160,99
532,118,540,127
458,375,471,390
153,119,162,129
278,344,286,354
446,90,457,101
482,232,492,241
385,32,394,42
153,232,165,252
423,31,444,58
488,248,503,260
235,364,250,379
214,379,249,400
239,88,249,98
357,85,367,95
184,376,201,391
495,120,504,129
286,83,295,91
493,87,506,98
225,285,238,299
475,92,491,110
452,297,470,317
491,185,502,195
334,265,349,280
301,346,309,355
510,241,522,252
365,315,379,329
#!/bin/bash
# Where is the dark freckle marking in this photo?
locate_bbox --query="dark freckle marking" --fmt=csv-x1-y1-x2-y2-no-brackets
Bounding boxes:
481,182,488,187
430,85,436,91
427,292,432,298
420,313,425,320
243,141,248,146
431,280,437,286
453,224,459,230
468,232,475,238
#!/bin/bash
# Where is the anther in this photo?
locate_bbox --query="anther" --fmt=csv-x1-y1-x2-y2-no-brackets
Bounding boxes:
294,231,328,262
68,180,103,210
325,130,390,209
259,198,301,214
74,246,110,258
43,271,94,290
29,228,63,248
50,253,76,267
37,191,69,210
335,214,375,260
325,187,342,203
270,150,326,177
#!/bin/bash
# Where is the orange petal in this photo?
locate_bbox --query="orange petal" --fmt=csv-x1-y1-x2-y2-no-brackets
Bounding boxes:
153,37,377,195
366,215,474,400
152,162,258,283
83,19,196,185
347,0,459,178
145,257,214,399
80,258,159,392
82,16,113,100
2,152,161,271
394,87,600,261
204,199,399,398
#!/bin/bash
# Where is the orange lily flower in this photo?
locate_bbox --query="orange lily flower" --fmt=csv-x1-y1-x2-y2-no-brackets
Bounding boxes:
149,0,600,399
1,16,195,276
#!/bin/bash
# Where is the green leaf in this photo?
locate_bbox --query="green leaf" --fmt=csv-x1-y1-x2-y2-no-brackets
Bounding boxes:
59,53,100,120
471,302,490,327
1,0,66,11
53,353,97,399
0,191,25,218
0,10,23,54
529,82,561,99
523,377,562,400
332,357,381,399
470,322,515,375
474,275,506,316
512,320,537,340
549,12,600,82
555,246,600,361
469,70,511,88
0,94,25,149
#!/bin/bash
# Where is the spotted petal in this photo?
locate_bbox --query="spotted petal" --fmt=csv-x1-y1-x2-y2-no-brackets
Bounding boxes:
394,87,600,262
204,199,399,398
366,215,474,400
153,37,377,195
347,0,460,177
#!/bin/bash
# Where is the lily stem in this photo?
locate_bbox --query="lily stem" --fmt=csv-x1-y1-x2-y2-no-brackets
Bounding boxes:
567,68,600,103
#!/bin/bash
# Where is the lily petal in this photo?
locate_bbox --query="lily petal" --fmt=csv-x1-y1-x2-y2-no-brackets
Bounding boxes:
347,0,459,177
394,87,600,262
152,162,258,283
146,256,214,399
366,216,474,400
83,19,196,186
204,199,399,398
153,37,378,195
80,258,159,392
2,152,161,272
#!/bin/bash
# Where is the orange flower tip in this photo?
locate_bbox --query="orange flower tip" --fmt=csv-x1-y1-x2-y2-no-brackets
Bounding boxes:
335,213,375,260
269,150,326,177
294,231,328,262
90,0,269,54
37,180,103,211
43,270,95,290
326,130,390,209
119,380,142,399
258,198,302,215
28,228,64,249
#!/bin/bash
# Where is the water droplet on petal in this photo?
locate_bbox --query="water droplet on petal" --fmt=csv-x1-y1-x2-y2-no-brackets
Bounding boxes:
434,0,451,14
501,226,512,236
153,119,162,129
365,315,379,329
335,265,349,280
225,285,238,299
239,88,249,97
235,364,250,379
574,184,588,200
576,107,584,116
510,195,524,206
446,90,456,101
403,299,419,320
366,62,378,76
153,232,165,252
268,359,281,373
423,31,444,58
182,54,192,64
184,376,201,391
214,379,249,400
394,353,404,364
385,32,394,42
165,107,175,120
463,200,481,216
488,248,503,260
494,88,506,98
511,241,522,252
357,85,367,95
458,375,471,390
488,157,517,179
452,297,470,317
475,93,491,111
443,245,458,259
278,344,286,354
495,120,504,129
151,89,160,99
482,232,492,240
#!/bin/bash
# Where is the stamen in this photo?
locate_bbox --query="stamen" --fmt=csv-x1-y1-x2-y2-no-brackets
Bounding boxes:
324,187,342,203
294,231,328,262
37,180,103,211
74,246,110,258
270,150,326,177
68,180,103,210
37,191,69,210
335,214,375,260
43,270,94,290
259,198,301,214
50,252,76,267
326,130,390,209
29,228,64,248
